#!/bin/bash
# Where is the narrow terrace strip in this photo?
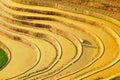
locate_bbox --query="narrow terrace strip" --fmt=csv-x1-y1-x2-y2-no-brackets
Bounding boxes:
0,0,119,78
0,5,84,79
0,1,104,79
0,21,63,79
0,10,83,79
1,0,120,27
61,17,120,80
0,26,40,79
0,17,80,79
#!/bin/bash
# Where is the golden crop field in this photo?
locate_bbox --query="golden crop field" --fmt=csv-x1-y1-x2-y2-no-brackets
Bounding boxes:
0,0,120,80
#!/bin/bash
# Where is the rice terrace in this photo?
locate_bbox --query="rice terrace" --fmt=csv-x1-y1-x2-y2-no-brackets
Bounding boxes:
0,0,120,80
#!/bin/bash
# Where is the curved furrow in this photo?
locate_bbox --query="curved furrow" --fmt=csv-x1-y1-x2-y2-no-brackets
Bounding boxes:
0,15,83,80
46,39,103,80
0,5,63,78
69,14,120,80
0,5,102,79
0,0,102,58
1,0,120,80
4,0,120,27
52,10,120,79
0,9,84,80
5,1,120,80
1,0,119,29
0,7,101,80
105,73,120,80
60,18,120,80
0,19,63,79
39,21,120,80
0,25,41,79
77,13,120,80
0,1,105,79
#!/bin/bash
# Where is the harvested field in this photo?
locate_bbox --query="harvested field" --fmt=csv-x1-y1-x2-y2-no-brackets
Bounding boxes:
0,0,120,80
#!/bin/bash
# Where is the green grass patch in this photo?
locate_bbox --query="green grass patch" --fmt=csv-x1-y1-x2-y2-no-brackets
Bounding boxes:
0,48,8,69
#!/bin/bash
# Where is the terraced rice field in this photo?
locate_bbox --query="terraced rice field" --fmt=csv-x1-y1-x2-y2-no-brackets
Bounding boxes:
0,0,120,80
